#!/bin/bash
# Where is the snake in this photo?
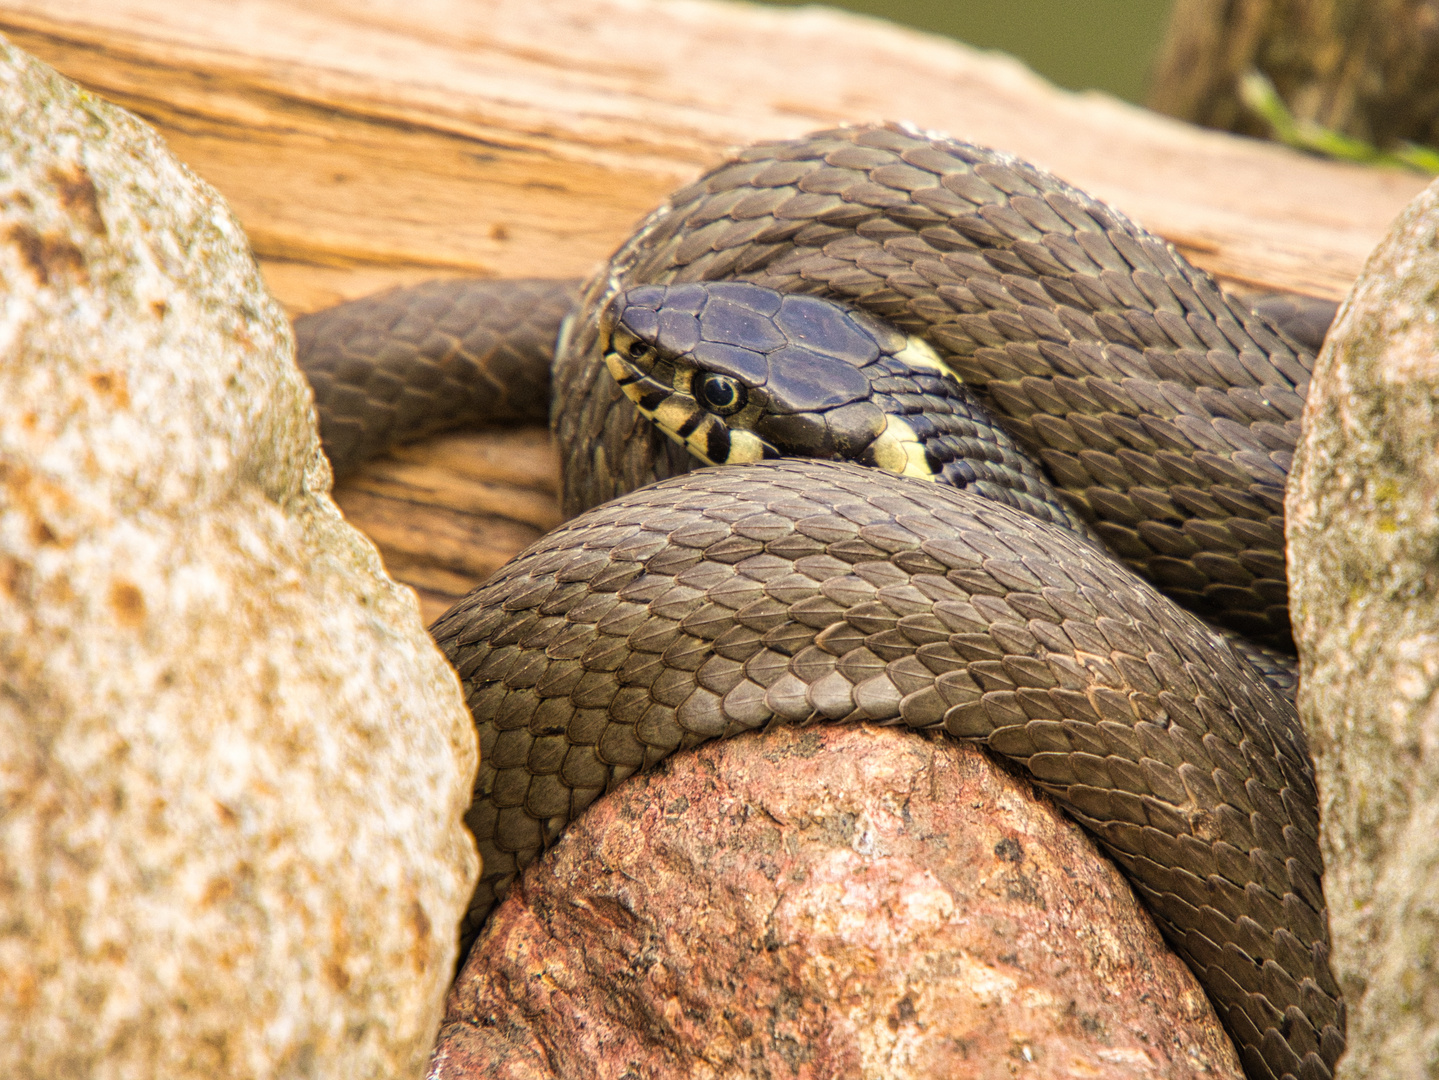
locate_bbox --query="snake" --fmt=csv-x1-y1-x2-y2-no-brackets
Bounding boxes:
295,123,1346,1080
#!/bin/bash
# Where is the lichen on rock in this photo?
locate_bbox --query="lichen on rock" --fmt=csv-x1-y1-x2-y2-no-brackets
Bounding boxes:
0,38,478,1080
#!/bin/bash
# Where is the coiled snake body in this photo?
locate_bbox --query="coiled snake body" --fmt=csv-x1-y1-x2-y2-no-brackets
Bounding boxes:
297,123,1344,1080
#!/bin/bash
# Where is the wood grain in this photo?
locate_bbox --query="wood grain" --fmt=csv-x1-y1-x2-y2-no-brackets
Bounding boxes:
2,0,1423,618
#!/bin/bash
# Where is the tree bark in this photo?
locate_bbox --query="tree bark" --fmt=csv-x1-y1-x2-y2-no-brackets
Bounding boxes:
1,0,1425,619
1150,0,1439,151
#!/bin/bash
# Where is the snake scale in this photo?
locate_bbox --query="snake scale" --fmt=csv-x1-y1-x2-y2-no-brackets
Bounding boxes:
296,123,1346,1080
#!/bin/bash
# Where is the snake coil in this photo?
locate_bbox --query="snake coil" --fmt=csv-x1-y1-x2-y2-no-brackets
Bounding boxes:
299,123,1344,1080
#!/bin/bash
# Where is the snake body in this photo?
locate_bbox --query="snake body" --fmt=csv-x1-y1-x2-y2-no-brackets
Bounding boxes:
297,277,577,478
297,124,1345,1080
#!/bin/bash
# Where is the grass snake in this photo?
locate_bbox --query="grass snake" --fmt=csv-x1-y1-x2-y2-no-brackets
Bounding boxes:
296,123,1345,1080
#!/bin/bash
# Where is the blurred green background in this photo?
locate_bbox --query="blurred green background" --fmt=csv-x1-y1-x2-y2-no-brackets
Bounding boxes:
748,0,1176,103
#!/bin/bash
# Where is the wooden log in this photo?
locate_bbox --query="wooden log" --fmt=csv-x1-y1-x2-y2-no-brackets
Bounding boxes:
1,0,1425,619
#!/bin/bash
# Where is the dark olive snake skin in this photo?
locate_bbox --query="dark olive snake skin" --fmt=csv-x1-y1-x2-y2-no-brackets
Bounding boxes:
295,123,1347,1080
554,125,1323,652
296,277,578,479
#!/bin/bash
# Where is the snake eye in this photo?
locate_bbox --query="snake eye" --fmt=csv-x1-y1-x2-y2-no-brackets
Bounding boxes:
695,372,748,417
626,339,653,362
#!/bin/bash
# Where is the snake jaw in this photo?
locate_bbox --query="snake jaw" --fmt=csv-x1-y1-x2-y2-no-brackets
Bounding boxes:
604,347,780,466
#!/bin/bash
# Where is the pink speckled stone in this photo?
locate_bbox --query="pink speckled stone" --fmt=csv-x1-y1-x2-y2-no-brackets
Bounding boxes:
431,725,1241,1079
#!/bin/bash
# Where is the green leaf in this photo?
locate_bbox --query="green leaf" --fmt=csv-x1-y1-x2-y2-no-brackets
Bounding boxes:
1238,70,1439,175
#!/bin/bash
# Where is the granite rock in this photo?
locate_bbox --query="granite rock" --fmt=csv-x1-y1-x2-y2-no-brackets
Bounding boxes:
432,725,1242,1080
1289,176,1439,1079
0,40,478,1080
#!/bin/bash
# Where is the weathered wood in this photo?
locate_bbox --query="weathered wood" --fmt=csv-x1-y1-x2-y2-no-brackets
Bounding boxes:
2,0,1425,618
330,430,560,620
1151,0,1439,152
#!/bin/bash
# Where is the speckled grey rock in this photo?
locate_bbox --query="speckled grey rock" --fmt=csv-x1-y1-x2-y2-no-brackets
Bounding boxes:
0,40,478,1080
1289,177,1439,1079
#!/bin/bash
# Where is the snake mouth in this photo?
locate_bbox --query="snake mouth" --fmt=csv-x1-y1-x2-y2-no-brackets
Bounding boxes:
603,343,779,466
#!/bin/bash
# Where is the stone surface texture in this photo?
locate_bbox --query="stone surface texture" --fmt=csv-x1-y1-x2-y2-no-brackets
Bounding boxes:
0,41,478,1080
1289,176,1439,1079
432,725,1242,1080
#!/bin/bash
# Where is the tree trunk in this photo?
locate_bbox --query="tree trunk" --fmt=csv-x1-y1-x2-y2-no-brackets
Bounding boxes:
1150,0,1439,150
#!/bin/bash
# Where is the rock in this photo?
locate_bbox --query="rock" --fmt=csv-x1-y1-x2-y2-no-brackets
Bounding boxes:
432,725,1242,1079
0,40,477,1080
1288,177,1439,1078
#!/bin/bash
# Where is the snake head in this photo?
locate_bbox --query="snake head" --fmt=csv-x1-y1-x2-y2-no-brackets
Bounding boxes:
601,281,960,477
